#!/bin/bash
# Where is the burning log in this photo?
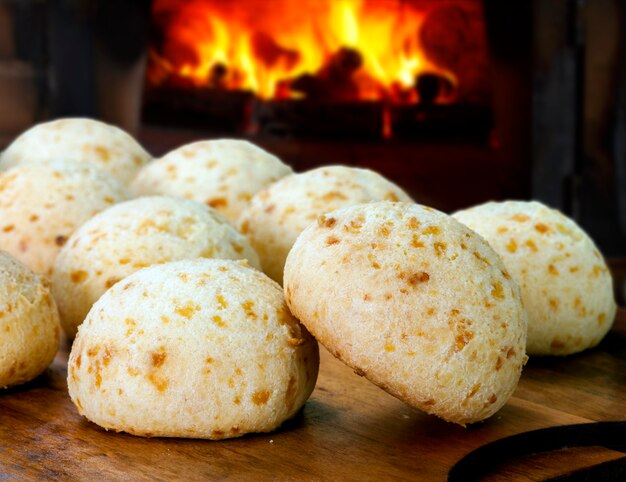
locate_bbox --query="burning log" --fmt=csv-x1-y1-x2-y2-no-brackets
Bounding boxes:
289,47,363,102
322,47,363,81
415,73,455,105
209,63,228,89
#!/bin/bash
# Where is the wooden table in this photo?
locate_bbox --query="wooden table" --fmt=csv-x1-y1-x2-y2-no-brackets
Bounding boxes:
1,310,625,481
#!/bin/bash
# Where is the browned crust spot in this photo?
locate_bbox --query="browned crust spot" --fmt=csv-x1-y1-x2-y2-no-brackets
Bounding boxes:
318,215,336,228
506,239,517,253
434,242,447,256
406,271,430,285
422,225,441,235
102,346,114,366
491,282,505,300
411,234,425,248
322,191,347,201
251,390,270,405
592,265,607,277
467,383,481,399
94,145,111,161
407,217,420,229
175,301,200,319
242,300,257,319
148,373,169,392
71,270,88,283
326,236,340,246
473,251,491,265
525,239,538,252
105,277,121,289
551,338,565,349
151,350,166,368
549,298,559,311
207,197,228,209
378,225,391,237
216,294,228,309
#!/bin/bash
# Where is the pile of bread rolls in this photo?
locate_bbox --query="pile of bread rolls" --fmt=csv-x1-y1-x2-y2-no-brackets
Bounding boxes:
0,118,617,438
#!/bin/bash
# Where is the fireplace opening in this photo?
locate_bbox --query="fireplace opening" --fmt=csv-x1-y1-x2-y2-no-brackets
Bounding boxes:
2,0,622,259
143,0,493,140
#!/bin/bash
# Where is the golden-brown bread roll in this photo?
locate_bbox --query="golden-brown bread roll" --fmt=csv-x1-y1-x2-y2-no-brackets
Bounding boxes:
68,258,319,438
52,196,260,339
0,160,129,275
131,139,292,223
0,118,151,185
284,202,527,425
238,165,413,284
0,251,60,388
453,200,617,355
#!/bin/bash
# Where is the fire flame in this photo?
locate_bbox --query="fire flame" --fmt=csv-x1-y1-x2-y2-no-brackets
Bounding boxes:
150,0,460,104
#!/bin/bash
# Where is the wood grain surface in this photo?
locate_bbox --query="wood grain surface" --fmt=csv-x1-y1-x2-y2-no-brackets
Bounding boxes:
1,309,625,481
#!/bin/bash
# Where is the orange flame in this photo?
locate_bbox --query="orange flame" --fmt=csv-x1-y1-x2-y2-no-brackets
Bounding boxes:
150,0,459,104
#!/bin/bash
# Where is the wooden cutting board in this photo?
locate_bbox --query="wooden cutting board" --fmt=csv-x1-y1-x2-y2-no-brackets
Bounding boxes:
1,309,625,481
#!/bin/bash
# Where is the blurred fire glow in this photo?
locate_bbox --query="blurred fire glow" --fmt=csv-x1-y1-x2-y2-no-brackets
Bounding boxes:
148,0,470,104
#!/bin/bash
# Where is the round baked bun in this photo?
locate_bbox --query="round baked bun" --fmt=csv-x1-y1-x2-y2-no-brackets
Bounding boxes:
52,196,261,339
0,251,61,388
238,166,413,284
130,140,292,223
284,202,527,425
68,259,319,439
453,200,617,356
0,118,151,185
0,160,129,275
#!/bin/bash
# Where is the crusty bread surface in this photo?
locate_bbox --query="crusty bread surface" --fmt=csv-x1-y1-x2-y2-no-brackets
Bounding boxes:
0,118,151,185
68,258,319,439
0,160,129,274
284,201,527,425
238,166,413,284
0,251,60,388
454,200,616,355
52,196,260,338
131,140,292,223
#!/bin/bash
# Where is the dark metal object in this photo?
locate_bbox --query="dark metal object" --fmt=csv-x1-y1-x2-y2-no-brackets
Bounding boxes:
448,421,626,482
548,457,626,482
